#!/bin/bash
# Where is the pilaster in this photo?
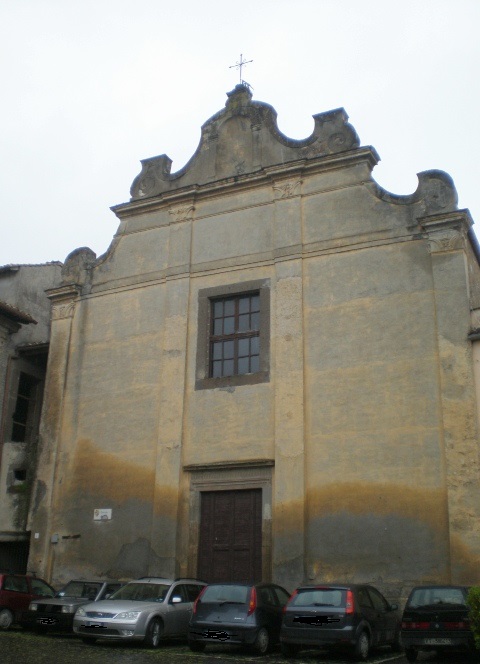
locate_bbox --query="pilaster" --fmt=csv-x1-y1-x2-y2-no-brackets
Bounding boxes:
421,210,480,581
272,257,306,588
27,283,81,581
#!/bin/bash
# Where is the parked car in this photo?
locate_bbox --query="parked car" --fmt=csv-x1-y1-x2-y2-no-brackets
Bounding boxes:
0,572,55,629
280,583,401,661
188,582,291,654
73,577,206,646
400,585,475,662
20,579,122,632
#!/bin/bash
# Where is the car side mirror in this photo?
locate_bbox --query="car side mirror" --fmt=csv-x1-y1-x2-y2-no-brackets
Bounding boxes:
171,596,182,604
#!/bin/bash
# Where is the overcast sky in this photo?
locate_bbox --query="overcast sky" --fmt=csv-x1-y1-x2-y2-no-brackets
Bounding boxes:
1,0,479,266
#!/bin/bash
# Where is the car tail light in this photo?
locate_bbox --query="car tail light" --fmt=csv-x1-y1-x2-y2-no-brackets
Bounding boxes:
401,621,431,630
444,621,469,629
346,589,354,615
193,586,207,614
283,589,298,613
247,586,257,616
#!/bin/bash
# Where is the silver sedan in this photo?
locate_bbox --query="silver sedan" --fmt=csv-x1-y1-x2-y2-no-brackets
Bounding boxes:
73,577,206,647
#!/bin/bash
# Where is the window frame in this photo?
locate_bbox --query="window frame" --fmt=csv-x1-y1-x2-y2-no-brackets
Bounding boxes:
3,352,47,445
210,292,260,379
195,279,270,390
11,371,41,443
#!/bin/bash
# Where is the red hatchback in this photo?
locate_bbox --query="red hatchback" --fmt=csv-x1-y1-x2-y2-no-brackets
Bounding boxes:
0,572,55,629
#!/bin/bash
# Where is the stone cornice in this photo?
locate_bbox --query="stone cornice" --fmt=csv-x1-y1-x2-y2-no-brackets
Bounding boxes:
46,283,81,320
45,283,82,303
419,209,474,255
184,459,275,472
111,147,379,220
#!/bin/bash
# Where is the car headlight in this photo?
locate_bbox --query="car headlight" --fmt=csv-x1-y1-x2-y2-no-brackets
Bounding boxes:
75,607,86,617
115,611,141,621
30,603,38,611
62,606,74,614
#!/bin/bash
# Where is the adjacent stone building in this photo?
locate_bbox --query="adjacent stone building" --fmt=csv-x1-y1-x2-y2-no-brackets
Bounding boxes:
27,85,480,599
0,262,62,570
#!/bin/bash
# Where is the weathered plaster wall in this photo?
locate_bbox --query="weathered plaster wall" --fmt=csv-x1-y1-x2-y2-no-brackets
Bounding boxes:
303,239,449,589
0,263,62,536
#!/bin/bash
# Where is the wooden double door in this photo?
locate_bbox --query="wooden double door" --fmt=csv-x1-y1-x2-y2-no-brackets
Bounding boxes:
197,489,262,583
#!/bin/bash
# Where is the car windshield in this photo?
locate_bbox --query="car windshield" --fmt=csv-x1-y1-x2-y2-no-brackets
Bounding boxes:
291,588,345,608
408,587,466,608
201,585,249,604
108,583,169,602
56,581,102,599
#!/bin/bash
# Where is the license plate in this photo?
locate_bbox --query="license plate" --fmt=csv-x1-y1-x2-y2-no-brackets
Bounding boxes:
424,638,452,645
37,617,58,625
204,629,230,641
86,621,104,628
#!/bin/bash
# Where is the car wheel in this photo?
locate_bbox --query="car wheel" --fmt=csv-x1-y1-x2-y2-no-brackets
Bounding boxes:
188,639,206,652
81,637,97,645
281,643,300,657
144,617,162,648
405,647,418,662
354,630,370,661
0,608,14,630
253,627,271,655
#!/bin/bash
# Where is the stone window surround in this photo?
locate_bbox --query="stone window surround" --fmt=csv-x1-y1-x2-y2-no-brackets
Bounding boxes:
195,279,270,390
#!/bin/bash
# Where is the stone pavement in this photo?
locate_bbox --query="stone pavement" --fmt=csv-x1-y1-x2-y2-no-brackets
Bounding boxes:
1,629,474,663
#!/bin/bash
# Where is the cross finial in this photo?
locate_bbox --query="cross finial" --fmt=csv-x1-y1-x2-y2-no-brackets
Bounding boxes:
229,53,253,86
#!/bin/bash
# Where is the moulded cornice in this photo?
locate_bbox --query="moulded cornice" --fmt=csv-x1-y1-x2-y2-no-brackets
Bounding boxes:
111,147,379,220
184,459,275,472
45,283,82,304
419,209,474,255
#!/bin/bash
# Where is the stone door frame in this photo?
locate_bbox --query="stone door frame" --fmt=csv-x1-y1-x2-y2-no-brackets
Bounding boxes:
185,460,273,582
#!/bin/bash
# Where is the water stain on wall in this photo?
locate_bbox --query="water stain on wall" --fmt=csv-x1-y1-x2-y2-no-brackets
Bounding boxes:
57,439,179,522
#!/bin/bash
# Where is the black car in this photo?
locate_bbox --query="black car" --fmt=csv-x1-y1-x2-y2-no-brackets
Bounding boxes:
401,585,475,662
188,582,291,654
20,580,122,632
280,583,401,661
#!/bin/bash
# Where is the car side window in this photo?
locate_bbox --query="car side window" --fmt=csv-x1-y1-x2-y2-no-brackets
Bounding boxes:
4,575,29,593
171,584,188,603
185,584,204,602
273,586,291,607
368,588,388,612
31,579,54,596
357,587,373,608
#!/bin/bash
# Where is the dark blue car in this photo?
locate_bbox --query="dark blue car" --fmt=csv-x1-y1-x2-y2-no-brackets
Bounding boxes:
280,583,401,661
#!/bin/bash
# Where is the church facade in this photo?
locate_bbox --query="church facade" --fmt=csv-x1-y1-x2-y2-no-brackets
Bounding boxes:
27,85,480,600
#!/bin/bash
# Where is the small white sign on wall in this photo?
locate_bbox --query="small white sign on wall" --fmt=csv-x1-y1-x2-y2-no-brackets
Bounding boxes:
94,508,112,521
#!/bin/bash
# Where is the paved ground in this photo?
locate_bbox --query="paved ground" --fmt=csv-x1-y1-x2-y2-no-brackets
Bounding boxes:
0,628,477,664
